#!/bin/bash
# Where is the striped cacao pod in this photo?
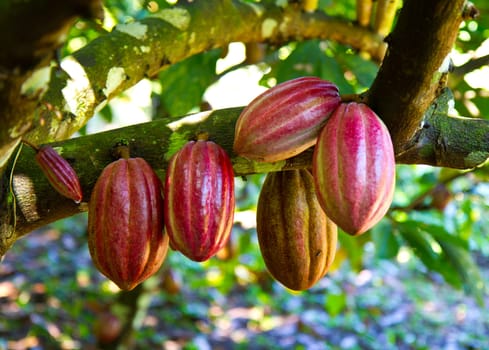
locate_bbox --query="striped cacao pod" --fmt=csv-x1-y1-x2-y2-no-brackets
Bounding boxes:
312,102,396,235
256,169,338,291
164,140,235,262
234,77,341,162
35,145,83,203
88,157,168,290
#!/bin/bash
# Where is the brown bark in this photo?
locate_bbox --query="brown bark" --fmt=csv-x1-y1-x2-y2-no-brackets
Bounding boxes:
367,0,467,153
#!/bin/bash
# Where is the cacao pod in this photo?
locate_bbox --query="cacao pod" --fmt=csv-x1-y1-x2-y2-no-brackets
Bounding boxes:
312,102,396,235
94,311,123,344
431,184,452,212
88,157,168,291
164,140,235,262
256,169,338,291
234,76,341,162
35,145,83,203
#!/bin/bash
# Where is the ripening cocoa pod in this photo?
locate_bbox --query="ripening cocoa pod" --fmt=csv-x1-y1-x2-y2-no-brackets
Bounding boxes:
312,102,396,235
88,157,169,291
234,76,341,162
164,140,235,262
256,169,338,291
35,145,83,203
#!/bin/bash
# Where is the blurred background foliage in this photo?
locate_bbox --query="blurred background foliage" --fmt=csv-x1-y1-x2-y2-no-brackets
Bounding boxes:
2,0,489,349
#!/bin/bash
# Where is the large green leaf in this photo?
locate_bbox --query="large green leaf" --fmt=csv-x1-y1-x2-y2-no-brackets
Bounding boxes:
334,48,379,88
397,223,443,274
437,240,486,305
269,40,355,94
397,220,485,301
402,220,469,250
159,49,221,117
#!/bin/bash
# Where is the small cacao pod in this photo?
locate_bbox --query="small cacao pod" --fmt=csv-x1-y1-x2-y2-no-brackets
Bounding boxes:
431,184,452,212
234,76,341,162
256,169,338,291
88,157,168,291
94,311,123,344
312,102,396,235
35,145,83,203
164,140,235,262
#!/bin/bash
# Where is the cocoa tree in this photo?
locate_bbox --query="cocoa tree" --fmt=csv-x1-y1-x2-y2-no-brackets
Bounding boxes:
1,0,489,296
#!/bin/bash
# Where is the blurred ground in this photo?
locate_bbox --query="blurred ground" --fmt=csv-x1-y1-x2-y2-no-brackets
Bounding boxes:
0,214,488,350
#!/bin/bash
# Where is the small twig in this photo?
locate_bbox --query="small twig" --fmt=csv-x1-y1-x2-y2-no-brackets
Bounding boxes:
356,0,374,27
391,170,466,212
452,54,489,77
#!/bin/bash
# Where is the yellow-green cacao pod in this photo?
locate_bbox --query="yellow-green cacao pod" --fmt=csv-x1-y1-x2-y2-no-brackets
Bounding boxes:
256,169,338,291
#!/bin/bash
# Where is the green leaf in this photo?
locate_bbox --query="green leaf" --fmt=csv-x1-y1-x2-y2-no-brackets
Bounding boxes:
437,240,486,305
335,47,379,88
397,223,441,273
371,221,400,259
403,220,468,250
338,231,364,271
398,221,483,296
270,40,354,93
159,49,221,117
325,292,347,317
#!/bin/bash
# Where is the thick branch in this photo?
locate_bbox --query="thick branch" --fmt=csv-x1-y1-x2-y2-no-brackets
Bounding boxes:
3,102,489,256
396,90,489,169
0,0,103,169
367,0,467,153
0,0,385,168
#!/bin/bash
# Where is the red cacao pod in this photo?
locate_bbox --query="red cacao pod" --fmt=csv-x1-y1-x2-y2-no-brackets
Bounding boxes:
88,157,168,290
164,140,235,262
256,169,338,291
35,145,83,203
234,77,341,162
312,102,396,235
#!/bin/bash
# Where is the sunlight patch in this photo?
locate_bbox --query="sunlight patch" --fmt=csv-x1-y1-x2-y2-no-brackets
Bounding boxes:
153,8,191,31
262,18,277,39
103,67,127,98
116,22,148,40
60,56,95,117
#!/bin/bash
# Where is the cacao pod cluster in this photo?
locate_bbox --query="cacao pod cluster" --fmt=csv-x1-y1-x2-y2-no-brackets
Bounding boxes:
86,139,235,290
32,75,395,293
234,76,396,290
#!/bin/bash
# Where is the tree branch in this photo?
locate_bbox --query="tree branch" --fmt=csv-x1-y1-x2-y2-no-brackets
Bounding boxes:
452,53,489,77
366,0,469,153
0,0,386,169
3,100,489,256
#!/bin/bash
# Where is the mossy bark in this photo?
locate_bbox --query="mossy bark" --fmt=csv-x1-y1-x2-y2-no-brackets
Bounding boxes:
0,0,385,170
